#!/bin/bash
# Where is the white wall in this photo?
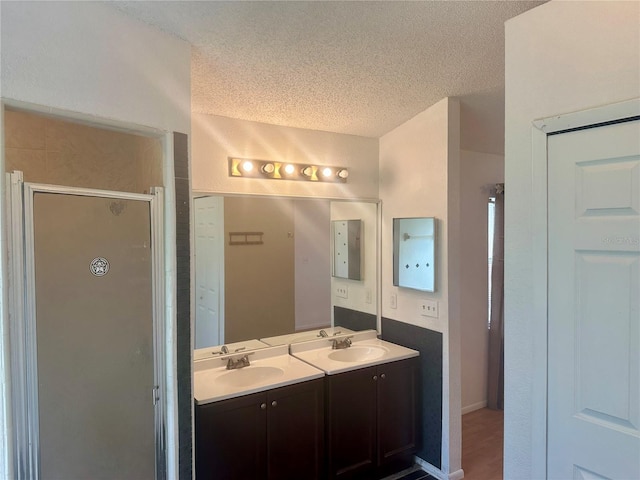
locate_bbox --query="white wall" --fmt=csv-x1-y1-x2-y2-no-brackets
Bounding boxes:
191,113,379,199
379,97,462,477
504,1,640,478
0,3,191,478
459,150,504,413
0,2,190,133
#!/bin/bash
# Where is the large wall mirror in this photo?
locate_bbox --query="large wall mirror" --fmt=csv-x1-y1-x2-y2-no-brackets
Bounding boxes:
193,194,379,349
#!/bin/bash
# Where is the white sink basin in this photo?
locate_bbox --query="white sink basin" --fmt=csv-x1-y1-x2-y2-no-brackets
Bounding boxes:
328,345,388,363
290,330,419,375
216,366,285,388
193,345,325,404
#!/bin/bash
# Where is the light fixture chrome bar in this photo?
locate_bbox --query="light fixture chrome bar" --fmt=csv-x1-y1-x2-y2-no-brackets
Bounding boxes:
228,157,348,183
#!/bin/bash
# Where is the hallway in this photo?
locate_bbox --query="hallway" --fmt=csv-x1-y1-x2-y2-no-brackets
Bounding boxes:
462,408,504,480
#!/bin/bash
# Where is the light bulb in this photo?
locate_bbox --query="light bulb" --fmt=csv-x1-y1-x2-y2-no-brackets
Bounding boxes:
322,167,333,177
284,164,295,175
241,160,254,172
337,169,349,179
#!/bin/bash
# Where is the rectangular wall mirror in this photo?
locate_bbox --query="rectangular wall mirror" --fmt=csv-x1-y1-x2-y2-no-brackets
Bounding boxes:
193,195,379,349
393,217,436,292
332,219,362,281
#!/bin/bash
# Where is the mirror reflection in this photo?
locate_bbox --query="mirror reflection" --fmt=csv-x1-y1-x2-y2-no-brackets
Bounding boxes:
332,219,362,281
393,217,436,292
194,195,379,350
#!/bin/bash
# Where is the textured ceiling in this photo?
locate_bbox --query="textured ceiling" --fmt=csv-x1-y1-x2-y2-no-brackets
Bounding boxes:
111,1,544,153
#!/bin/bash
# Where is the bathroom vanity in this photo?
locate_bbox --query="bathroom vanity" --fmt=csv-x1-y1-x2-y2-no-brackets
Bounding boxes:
193,345,326,479
195,379,324,479
291,330,419,479
324,358,418,478
194,330,419,480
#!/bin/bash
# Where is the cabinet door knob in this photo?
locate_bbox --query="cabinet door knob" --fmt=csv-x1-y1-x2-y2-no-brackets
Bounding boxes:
373,375,378,381
260,403,267,410
381,373,386,379
271,400,278,407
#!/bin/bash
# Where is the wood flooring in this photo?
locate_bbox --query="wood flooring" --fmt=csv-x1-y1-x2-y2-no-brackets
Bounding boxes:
462,407,504,480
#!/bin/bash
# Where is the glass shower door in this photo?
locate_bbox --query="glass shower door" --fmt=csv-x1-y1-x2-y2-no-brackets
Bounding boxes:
32,192,156,479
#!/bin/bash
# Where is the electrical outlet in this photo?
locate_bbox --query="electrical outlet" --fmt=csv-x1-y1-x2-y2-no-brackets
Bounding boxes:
335,285,348,299
419,299,438,318
390,293,397,309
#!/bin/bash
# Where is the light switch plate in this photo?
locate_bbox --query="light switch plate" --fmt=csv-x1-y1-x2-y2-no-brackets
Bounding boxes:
419,299,438,318
335,285,348,299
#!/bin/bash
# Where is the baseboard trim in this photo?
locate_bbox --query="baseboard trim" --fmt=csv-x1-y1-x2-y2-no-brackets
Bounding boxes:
413,457,465,480
448,469,465,480
461,400,487,415
414,458,446,480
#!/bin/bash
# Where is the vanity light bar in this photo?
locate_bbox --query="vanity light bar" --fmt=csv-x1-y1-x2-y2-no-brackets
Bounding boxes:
228,157,348,183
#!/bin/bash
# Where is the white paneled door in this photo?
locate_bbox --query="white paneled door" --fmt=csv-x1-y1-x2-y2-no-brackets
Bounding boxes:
548,119,640,479
194,195,224,348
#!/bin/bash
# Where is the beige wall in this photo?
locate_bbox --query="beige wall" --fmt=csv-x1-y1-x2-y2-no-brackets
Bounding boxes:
459,149,504,414
4,110,163,193
379,97,462,476
505,1,640,477
191,113,379,199
224,196,295,342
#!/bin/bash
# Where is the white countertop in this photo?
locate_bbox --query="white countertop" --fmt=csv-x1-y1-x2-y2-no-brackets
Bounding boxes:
290,330,419,375
194,345,325,405
260,327,354,346
194,339,269,361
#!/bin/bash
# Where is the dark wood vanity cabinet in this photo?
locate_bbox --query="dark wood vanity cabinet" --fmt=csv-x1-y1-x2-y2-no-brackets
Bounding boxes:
326,357,418,479
376,357,419,477
196,390,266,480
195,378,324,480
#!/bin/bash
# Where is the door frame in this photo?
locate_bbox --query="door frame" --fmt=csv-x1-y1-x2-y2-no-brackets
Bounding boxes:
529,97,640,478
8,175,167,479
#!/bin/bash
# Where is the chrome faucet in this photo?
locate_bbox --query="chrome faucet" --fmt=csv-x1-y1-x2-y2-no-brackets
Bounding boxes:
223,352,254,370
330,336,353,350
220,345,229,354
318,329,329,338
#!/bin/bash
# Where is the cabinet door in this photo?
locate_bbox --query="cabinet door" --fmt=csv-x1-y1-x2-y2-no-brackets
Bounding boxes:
377,358,418,472
266,379,325,480
195,392,267,480
326,366,378,479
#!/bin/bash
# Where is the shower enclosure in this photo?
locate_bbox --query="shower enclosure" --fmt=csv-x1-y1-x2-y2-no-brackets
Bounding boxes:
6,172,166,479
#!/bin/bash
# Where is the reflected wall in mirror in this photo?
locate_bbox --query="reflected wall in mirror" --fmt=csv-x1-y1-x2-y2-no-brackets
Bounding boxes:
332,219,362,281
194,195,379,349
393,217,436,292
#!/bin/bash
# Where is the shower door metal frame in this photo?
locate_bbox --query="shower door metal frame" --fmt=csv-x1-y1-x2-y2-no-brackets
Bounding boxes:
7,172,167,480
